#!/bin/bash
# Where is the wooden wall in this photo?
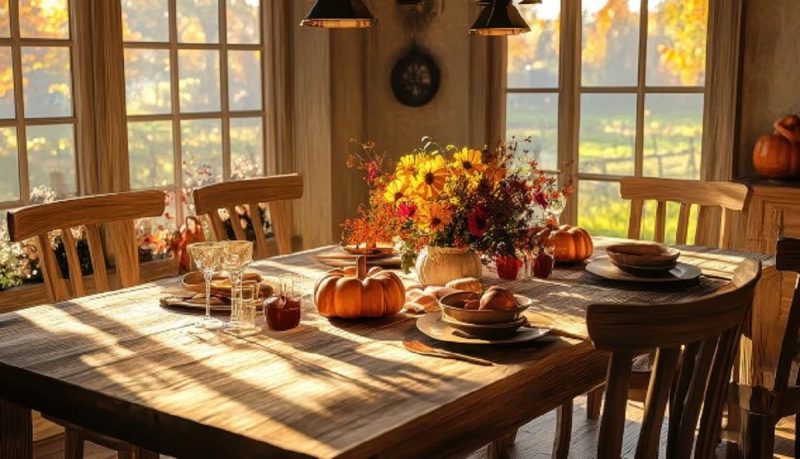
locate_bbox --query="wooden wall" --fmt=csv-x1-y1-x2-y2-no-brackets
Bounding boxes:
736,0,800,178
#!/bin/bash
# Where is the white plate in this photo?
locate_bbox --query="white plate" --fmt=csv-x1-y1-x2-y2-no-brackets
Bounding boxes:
586,259,702,283
416,313,551,345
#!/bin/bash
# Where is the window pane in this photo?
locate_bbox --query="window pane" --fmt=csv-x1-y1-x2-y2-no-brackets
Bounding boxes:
26,124,76,197
182,119,222,189
230,117,262,179
579,93,636,175
577,180,629,238
582,0,640,86
228,50,261,111
124,49,172,115
0,127,19,201
179,50,220,113
643,93,703,179
646,0,708,86
19,0,69,39
177,0,219,44
506,93,558,170
22,47,73,118
128,121,174,189
227,0,260,44
507,0,559,88
122,0,169,42
0,47,13,119
0,0,9,37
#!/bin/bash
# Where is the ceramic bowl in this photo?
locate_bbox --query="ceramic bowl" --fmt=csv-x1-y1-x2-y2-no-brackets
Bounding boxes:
440,314,526,339
439,291,533,325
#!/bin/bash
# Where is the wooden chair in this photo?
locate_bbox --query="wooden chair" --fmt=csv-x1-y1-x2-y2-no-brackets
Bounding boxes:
192,173,303,259
7,190,165,459
587,259,761,458
729,237,800,457
621,177,750,248
583,178,753,420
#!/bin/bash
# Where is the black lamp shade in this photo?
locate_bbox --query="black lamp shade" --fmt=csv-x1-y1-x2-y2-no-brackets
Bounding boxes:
300,0,377,29
470,0,530,36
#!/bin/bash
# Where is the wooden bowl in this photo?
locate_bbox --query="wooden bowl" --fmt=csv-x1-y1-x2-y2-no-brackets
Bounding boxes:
439,291,533,325
605,243,680,275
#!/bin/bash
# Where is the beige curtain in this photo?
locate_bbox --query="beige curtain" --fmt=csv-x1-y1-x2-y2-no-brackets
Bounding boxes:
264,0,295,176
469,35,507,148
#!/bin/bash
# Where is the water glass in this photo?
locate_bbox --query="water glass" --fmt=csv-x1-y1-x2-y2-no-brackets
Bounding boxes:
221,240,254,333
187,242,225,330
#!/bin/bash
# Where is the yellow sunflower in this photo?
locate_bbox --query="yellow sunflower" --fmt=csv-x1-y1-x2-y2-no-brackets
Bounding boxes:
453,148,486,177
383,178,409,205
395,154,421,181
412,155,448,199
416,202,453,233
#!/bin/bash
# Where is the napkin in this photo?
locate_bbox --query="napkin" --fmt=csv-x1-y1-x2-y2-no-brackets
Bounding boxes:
403,286,461,314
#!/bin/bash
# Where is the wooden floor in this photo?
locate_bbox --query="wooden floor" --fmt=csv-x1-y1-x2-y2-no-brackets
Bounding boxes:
33,395,795,458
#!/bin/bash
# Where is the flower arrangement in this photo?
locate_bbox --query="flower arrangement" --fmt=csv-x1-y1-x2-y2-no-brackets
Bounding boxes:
341,137,572,271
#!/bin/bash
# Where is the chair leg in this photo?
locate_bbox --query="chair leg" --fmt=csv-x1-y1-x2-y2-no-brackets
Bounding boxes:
487,429,517,459
740,413,775,459
64,427,84,459
587,385,604,420
552,400,573,459
795,413,800,459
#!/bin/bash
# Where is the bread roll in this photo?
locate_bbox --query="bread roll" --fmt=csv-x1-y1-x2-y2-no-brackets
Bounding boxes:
479,286,517,311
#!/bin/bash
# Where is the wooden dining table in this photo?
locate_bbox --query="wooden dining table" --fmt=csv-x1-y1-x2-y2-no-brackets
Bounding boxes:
0,238,775,458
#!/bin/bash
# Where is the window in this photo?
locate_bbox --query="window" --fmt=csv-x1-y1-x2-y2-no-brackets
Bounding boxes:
0,0,79,208
122,0,265,229
507,0,708,242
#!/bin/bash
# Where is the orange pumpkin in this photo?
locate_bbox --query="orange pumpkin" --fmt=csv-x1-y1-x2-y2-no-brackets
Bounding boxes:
538,225,594,263
753,131,800,179
314,256,405,319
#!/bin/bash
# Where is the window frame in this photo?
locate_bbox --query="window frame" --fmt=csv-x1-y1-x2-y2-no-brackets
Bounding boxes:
0,0,84,210
122,0,269,224
504,0,716,226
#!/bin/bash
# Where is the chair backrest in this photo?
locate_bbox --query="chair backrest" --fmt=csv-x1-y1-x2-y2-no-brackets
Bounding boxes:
587,259,761,459
620,178,750,248
6,190,166,303
192,173,303,259
769,237,800,395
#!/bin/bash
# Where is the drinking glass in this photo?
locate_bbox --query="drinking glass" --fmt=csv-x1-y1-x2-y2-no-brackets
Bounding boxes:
221,240,254,333
187,242,225,330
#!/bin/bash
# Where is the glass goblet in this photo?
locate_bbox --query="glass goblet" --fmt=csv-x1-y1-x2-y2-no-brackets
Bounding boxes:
187,242,225,330
221,240,254,332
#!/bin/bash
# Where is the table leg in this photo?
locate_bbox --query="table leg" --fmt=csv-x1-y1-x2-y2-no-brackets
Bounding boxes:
552,400,573,459
487,429,517,459
587,386,604,419
0,399,32,459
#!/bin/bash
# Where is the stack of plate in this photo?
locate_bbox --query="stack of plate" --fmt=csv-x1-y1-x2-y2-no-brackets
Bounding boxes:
438,291,532,339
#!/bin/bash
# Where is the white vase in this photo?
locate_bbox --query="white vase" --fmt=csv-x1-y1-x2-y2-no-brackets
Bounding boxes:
415,246,482,286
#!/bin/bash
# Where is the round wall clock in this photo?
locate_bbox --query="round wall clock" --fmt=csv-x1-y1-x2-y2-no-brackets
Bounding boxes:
391,45,441,107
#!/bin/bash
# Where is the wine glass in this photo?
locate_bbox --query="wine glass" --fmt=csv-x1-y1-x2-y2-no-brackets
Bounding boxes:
187,242,225,330
221,240,254,333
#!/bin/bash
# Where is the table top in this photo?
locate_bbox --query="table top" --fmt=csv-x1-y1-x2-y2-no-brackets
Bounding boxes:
0,238,772,458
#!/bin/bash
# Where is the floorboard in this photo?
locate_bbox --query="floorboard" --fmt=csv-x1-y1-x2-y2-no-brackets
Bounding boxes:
32,395,795,458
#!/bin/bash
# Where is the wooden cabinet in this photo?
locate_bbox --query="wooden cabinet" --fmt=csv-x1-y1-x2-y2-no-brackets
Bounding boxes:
744,182,800,388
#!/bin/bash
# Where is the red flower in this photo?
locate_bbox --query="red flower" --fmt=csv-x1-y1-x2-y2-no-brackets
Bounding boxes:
367,161,379,183
533,191,549,209
397,202,417,219
468,206,489,237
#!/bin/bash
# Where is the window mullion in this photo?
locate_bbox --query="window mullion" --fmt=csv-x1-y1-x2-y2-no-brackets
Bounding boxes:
168,0,183,222
219,0,231,182
9,0,29,203
559,0,581,226
634,0,649,178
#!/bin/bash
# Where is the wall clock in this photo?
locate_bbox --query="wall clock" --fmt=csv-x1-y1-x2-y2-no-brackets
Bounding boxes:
391,45,441,107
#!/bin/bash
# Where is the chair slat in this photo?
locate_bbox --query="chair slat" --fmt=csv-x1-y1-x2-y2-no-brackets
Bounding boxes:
270,200,292,255
676,203,691,245
674,336,719,458
248,203,270,259
36,234,65,303
84,224,109,292
227,206,248,242
108,221,140,289
654,201,667,243
60,229,86,297
719,207,731,249
635,347,680,459
208,212,228,243
627,198,644,240
597,351,633,459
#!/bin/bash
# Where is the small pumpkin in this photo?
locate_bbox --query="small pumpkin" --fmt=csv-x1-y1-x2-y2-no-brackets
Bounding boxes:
752,131,800,179
774,114,800,143
314,256,405,319
538,225,594,263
